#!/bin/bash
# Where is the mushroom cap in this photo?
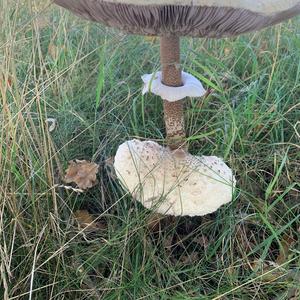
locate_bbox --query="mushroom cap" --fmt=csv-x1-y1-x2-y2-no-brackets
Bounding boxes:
114,140,236,216
54,0,300,37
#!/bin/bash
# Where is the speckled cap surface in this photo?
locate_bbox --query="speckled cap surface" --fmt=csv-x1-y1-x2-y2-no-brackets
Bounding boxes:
114,140,236,216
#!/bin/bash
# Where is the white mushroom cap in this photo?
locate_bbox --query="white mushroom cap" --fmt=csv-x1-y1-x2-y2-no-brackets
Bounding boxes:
114,140,236,217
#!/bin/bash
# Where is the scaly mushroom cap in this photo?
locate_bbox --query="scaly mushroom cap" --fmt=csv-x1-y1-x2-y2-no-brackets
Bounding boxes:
114,140,236,216
54,0,300,37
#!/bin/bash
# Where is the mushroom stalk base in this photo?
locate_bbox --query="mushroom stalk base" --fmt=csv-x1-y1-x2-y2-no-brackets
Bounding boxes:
160,36,186,150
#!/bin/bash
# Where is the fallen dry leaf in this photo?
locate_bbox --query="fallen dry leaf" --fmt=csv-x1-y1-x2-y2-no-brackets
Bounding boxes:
180,252,199,265
276,233,295,265
74,210,98,230
74,210,107,232
249,260,289,282
192,235,209,249
147,213,164,232
64,160,99,190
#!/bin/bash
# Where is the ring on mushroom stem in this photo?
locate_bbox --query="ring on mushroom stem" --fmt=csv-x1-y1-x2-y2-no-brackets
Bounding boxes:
53,0,300,216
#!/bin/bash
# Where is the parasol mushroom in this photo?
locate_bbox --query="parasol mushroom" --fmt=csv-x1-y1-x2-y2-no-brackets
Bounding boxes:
53,0,300,216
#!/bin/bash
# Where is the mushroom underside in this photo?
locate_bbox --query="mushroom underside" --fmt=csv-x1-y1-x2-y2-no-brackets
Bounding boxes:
54,1,300,37
114,140,236,217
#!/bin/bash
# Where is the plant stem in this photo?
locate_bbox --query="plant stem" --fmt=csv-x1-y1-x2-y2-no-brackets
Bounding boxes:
160,36,186,150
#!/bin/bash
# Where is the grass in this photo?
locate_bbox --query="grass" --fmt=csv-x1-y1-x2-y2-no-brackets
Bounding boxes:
1,0,300,299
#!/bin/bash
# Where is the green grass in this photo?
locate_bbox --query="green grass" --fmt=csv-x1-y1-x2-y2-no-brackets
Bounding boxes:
1,1,300,299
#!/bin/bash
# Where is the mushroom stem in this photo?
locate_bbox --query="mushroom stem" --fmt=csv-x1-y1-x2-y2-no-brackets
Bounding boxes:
160,36,187,151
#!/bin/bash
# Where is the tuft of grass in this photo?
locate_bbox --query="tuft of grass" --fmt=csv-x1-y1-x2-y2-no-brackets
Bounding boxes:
1,1,300,299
